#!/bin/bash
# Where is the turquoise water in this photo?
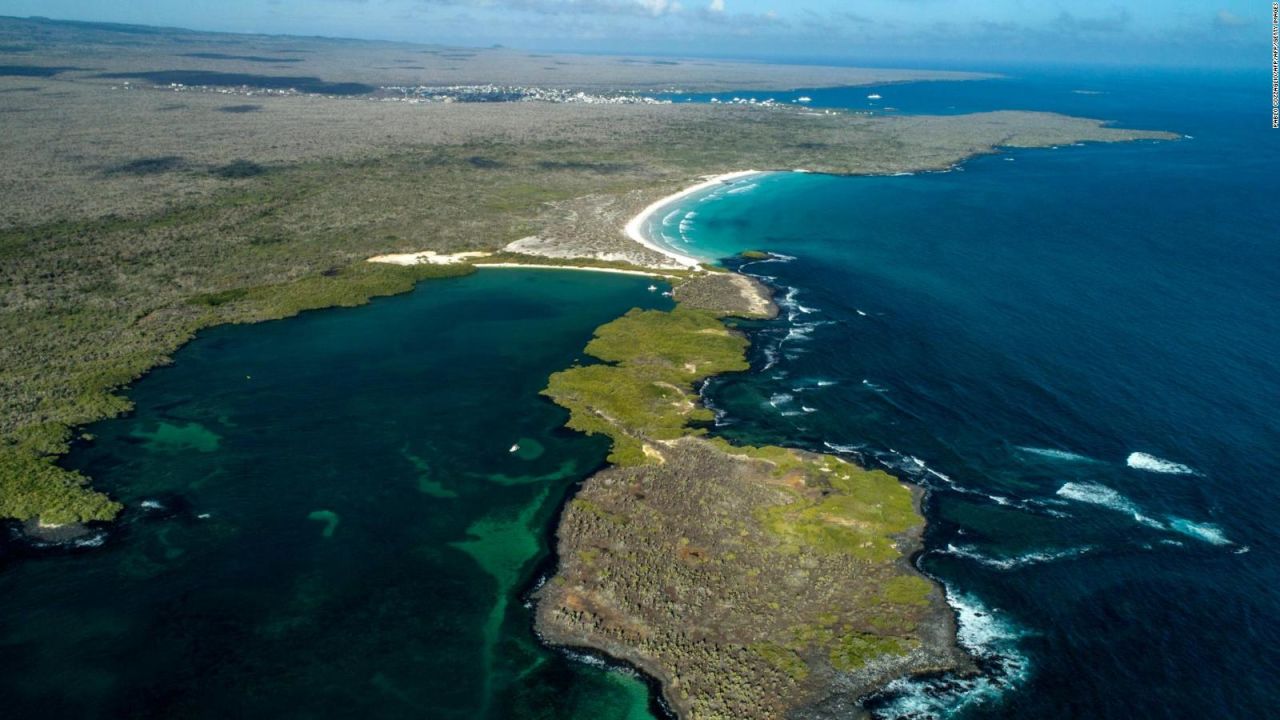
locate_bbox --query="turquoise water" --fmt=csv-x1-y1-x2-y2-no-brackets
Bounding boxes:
0,269,667,719
653,68,1280,717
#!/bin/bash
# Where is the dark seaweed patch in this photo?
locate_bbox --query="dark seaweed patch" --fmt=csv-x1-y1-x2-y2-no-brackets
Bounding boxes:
95,70,375,96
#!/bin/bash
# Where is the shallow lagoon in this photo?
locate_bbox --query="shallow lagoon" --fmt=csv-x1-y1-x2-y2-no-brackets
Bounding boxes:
0,269,667,719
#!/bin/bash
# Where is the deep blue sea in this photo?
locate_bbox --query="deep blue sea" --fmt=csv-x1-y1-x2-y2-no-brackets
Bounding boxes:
647,67,1280,717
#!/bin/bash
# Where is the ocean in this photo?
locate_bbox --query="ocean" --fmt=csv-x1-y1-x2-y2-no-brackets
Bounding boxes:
1,66,1276,718
653,66,1280,717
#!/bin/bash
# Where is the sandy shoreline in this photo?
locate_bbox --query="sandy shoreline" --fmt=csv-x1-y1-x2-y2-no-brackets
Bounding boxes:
623,170,765,268
368,171,766,276
367,250,493,266
474,263,680,279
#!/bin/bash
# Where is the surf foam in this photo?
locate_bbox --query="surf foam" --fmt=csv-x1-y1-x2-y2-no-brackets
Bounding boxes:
1016,446,1098,463
944,543,1094,571
1056,482,1232,545
1126,452,1198,475
1055,482,1165,529
869,587,1029,719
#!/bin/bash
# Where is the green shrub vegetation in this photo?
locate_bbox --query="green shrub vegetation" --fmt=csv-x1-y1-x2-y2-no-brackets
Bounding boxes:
543,307,749,465
829,632,913,672
756,462,920,562
0,449,120,524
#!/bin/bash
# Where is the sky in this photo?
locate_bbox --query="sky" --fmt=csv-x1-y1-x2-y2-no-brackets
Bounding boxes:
0,0,1263,68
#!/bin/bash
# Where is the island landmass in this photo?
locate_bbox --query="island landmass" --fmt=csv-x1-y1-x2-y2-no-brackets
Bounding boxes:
534,272,968,718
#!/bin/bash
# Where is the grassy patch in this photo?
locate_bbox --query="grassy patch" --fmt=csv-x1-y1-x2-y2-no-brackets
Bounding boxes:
750,642,810,681
757,462,918,562
829,632,912,672
543,307,748,465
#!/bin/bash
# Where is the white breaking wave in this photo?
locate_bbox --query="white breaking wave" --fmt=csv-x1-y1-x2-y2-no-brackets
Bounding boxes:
880,452,1063,517
561,649,609,669
70,533,107,548
767,392,794,409
1126,452,1198,475
1166,517,1232,546
1016,446,1098,463
871,588,1029,719
777,286,819,320
784,324,817,342
1055,482,1232,545
140,499,165,510
1055,482,1165,529
677,210,697,238
944,543,1094,570
823,441,864,454
661,208,681,226
726,182,759,195
861,379,889,393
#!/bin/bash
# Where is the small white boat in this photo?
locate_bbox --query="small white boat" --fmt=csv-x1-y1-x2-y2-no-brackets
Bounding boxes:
509,444,520,453
866,93,882,100
647,284,658,292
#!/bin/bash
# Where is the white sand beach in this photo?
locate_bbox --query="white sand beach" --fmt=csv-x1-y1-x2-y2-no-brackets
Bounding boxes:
474,263,680,278
623,170,764,268
367,250,493,266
